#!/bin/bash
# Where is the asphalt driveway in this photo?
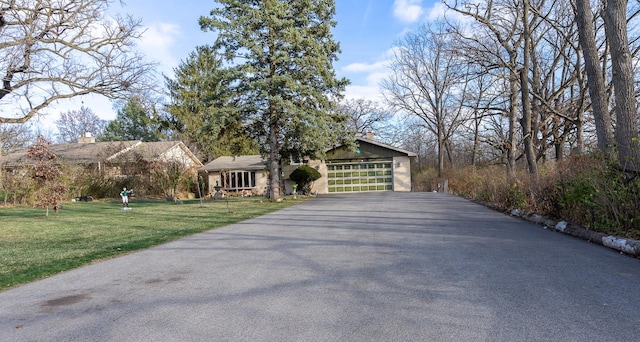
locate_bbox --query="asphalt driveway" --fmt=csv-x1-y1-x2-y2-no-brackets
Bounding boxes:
1,192,639,341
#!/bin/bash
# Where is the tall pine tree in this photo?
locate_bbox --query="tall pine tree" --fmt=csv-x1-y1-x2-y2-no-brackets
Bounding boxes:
164,46,258,162
100,98,164,142
200,0,350,199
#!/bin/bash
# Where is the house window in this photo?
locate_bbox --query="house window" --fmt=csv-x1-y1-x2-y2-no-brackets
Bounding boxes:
222,171,256,190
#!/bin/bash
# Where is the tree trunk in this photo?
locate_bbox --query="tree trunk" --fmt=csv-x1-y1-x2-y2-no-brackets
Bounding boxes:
575,109,584,154
507,58,519,185
603,0,640,170
553,115,564,160
437,123,444,178
268,122,281,200
472,110,480,167
575,0,615,156
520,0,538,185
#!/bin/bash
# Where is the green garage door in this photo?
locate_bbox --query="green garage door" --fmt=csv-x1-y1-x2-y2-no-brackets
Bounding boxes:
327,162,393,193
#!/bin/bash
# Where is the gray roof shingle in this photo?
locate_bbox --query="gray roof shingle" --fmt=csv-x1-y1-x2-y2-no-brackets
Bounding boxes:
2,140,202,168
199,155,267,172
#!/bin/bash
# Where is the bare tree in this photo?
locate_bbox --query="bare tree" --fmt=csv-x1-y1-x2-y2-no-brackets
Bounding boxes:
445,0,522,183
400,122,437,172
382,21,470,177
447,0,595,182
460,68,502,167
55,106,107,143
574,0,616,156
0,122,33,152
0,0,154,125
602,0,640,170
337,98,394,142
0,0,155,187
520,0,539,183
526,0,587,161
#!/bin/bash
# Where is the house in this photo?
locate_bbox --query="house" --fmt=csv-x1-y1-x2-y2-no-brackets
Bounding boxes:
199,155,269,196
199,137,416,196
1,134,203,177
309,137,416,194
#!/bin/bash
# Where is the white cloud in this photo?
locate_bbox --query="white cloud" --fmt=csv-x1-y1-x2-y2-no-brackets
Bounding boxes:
393,0,424,23
425,2,468,23
341,49,396,103
343,60,389,73
344,84,385,102
138,22,182,74
140,23,181,51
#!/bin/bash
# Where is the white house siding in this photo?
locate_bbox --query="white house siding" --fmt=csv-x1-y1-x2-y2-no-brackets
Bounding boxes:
159,145,199,168
392,156,411,191
308,160,327,194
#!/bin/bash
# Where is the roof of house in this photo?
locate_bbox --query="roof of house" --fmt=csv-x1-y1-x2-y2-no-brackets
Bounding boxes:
325,137,418,161
134,141,181,160
106,141,202,166
199,155,267,172
1,140,202,168
354,137,417,157
197,138,416,173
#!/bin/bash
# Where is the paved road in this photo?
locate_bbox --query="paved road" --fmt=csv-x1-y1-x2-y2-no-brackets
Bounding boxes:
1,192,639,341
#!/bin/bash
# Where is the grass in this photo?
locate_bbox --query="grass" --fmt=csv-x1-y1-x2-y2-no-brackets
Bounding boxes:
0,196,306,291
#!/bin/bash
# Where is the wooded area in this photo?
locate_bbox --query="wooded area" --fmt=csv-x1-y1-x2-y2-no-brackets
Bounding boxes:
383,0,639,179
387,0,640,236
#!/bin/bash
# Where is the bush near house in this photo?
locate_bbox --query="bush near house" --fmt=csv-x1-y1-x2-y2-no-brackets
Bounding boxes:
1,167,34,206
1,161,197,206
1,139,202,206
290,165,321,195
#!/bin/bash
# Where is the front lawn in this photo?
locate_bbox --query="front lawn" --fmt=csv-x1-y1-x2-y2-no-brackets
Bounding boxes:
0,197,304,291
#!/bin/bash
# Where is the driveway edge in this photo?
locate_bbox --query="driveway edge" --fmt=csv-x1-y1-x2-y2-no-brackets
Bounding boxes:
476,200,640,258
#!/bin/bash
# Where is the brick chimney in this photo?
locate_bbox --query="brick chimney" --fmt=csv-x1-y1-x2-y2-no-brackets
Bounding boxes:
365,131,374,141
78,132,96,143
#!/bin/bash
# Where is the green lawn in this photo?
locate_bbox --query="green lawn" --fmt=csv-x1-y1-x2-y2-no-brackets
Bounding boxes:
0,197,305,291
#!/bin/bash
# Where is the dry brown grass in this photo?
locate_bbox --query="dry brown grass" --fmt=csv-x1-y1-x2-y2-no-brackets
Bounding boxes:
413,156,640,239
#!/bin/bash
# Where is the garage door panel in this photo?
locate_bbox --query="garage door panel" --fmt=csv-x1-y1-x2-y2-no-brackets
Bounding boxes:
327,162,392,193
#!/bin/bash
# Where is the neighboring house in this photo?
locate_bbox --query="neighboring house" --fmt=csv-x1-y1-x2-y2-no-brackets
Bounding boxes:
199,155,269,196
199,137,416,196
1,134,203,177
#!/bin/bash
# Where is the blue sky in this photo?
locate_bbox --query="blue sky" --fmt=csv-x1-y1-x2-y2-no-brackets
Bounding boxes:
37,0,447,132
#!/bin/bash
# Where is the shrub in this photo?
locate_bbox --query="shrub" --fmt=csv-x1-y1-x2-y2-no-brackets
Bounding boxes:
28,136,68,216
411,167,438,192
290,165,321,194
438,155,640,239
504,183,528,209
550,157,640,237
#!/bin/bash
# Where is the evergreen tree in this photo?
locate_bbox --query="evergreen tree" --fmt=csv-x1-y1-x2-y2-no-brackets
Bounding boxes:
164,46,258,161
200,0,350,199
100,98,164,142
